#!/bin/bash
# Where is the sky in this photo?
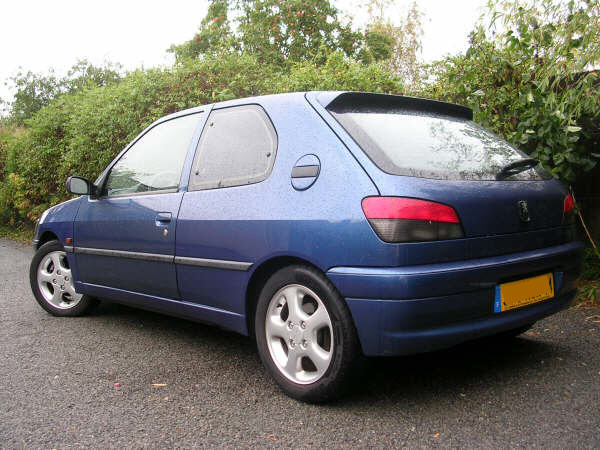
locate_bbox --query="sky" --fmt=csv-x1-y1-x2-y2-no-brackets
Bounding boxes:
0,0,488,103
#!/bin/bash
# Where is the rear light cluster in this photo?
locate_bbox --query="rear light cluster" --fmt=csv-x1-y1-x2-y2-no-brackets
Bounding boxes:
563,193,575,224
362,197,464,243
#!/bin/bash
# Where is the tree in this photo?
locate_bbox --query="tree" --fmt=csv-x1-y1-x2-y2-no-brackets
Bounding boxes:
362,0,424,87
238,0,360,63
169,0,396,65
422,0,600,183
2,59,122,125
168,0,236,61
3,69,63,125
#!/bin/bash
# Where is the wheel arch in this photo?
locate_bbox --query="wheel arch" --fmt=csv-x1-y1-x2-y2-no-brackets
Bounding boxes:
37,231,59,249
245,255,324,337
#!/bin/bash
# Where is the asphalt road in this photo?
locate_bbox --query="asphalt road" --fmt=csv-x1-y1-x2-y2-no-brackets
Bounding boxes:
1,239,599,449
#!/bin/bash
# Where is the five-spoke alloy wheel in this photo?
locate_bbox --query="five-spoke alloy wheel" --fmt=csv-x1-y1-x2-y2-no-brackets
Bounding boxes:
255,265,362,403
265,284,333,384
36,250,82,309
30,240,98,316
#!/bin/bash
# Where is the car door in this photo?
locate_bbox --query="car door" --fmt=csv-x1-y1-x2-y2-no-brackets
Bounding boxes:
74,112,204,299
175,104,278,313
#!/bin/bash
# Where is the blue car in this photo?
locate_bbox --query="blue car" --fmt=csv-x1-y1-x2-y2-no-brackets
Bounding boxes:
30,91,583,402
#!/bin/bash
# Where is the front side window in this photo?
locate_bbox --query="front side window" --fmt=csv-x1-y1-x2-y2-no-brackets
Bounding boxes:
105,113,201,196
189,105,277,191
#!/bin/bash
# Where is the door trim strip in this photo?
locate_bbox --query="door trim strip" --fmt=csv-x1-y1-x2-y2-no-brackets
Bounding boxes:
74,246,173,263
73,246,253,271
174,256,252,271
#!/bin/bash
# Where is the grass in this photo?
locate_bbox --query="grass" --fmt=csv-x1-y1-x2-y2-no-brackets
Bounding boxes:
0,223,34,243
574,278,600,308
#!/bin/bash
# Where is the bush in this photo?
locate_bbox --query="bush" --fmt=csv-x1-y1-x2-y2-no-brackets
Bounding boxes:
583,248,600,280
0,52,401,225
419,0,600,184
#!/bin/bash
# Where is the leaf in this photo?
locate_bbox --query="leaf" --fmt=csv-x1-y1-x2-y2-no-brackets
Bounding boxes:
567,126,581,133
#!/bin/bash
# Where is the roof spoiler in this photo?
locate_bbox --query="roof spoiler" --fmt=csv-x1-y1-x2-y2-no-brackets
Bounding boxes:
324,92,473,121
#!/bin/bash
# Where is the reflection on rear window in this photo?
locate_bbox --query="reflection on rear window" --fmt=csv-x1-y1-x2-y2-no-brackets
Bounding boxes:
329,108,549,181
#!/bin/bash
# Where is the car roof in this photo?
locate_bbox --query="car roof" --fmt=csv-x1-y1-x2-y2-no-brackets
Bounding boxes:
160,91,473,122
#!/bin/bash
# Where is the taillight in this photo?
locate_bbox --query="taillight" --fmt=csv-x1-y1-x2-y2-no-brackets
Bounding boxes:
563,193,575,224
362,197,464,243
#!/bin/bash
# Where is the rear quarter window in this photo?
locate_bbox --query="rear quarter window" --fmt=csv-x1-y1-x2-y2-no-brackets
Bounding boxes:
328,106,551,181
189,105,277,191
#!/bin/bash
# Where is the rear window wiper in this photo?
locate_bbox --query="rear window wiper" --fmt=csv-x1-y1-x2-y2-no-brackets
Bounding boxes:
495,158,538,180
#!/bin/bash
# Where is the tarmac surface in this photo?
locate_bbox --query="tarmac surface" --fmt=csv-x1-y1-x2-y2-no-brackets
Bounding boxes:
1,239,599,448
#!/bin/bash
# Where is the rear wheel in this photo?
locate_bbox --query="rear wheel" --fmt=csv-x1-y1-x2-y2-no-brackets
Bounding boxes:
30,240,99,316
255,265,362,403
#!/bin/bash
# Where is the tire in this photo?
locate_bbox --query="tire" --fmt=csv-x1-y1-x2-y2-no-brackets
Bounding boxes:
255,264,362,403
30,240,99,316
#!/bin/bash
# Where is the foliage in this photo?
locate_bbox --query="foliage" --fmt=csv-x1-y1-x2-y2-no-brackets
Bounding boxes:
169,0,394,65
0,52,401,225
420,0,600,184
2,59,122,126
168,0,236,60
0,222,33,243
2,0,599,239
362,0,424,87
583,248,600,280
575,279,600,307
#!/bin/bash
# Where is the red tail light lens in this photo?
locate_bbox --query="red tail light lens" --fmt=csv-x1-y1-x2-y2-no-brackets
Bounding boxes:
362,197,464,243
563,194,574,214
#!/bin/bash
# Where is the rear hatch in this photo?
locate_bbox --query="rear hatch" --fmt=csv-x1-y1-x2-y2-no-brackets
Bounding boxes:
315,92,574,261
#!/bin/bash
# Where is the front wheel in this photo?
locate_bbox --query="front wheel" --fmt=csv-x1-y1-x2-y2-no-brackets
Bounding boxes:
30,240,99,316
255,265,362,403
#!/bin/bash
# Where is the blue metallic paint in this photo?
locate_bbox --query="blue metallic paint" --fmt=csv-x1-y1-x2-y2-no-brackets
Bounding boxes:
346,290,576,356
75,192,184,299
306,91,568,239
326,241,582,300
328,241,582,355
32,91,584,355
34,197,84,283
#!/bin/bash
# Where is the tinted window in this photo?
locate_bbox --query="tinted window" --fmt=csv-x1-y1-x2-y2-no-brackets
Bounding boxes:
105,113,201,196
189,105,277,191
330,108,550,181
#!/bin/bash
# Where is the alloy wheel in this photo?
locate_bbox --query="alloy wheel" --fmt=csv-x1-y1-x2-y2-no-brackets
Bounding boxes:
265,284,334,384
36,251,82,309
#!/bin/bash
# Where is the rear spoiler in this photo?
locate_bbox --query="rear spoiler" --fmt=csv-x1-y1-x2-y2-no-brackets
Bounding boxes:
322,91,473,121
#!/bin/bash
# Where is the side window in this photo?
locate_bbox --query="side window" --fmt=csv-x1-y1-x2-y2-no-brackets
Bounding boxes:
189,105,277,191
105,113,201,196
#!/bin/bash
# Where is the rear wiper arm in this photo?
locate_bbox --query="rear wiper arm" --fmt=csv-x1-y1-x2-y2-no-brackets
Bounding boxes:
495,158,538,180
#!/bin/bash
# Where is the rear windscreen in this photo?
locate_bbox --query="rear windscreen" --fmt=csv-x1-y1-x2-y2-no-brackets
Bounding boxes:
329,107,551,181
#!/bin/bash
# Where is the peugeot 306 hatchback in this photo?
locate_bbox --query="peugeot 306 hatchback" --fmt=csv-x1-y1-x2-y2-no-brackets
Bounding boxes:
30,91,583,402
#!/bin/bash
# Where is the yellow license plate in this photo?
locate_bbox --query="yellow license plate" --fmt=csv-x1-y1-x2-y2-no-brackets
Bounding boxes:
494,273,554,313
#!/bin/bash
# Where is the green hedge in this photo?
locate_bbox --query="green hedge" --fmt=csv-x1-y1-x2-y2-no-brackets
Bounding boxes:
0,52,401,224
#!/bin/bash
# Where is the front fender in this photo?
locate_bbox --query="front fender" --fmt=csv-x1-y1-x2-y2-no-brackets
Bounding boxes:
33,197,83,249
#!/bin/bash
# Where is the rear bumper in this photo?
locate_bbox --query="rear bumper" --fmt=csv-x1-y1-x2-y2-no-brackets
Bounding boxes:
326,241,583,356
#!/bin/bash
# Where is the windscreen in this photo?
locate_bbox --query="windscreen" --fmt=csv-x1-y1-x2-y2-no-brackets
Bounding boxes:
329,107,550,181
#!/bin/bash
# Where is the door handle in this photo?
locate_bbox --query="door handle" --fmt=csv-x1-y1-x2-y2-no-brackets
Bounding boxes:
155,212,172,225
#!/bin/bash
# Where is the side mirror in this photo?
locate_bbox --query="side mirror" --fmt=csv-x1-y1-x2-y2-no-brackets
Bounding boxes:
66,176,93,196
